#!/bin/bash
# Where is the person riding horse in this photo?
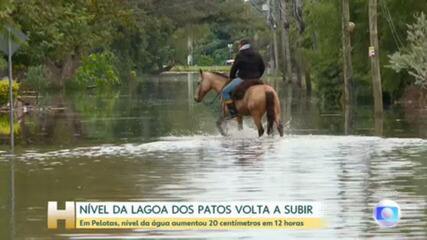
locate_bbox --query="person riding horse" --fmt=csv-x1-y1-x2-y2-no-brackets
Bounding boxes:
223,39,265,119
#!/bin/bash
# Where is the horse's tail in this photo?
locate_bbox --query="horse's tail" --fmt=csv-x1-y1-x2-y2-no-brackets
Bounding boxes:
266,91,275,135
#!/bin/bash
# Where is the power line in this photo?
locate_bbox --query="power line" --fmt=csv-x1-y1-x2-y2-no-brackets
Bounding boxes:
380,0,404,49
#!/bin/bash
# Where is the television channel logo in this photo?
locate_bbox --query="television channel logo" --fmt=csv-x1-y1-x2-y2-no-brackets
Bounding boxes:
373,199,400,228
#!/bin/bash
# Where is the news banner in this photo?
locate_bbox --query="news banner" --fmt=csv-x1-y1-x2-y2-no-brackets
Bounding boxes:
48,201,325,230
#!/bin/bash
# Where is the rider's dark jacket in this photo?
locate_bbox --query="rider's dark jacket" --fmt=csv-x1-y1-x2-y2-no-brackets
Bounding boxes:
230,46,265,80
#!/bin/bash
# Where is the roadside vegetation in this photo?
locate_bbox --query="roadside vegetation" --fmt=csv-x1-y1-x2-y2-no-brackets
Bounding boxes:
0,0,266,91
0,0,425,108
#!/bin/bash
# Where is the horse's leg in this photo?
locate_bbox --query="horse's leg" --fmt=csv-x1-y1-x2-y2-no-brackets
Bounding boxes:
237,116,243,130
274,93,284,137
275,110,284,137
216,117,227,136
216,102,227,136
276,120,284,137
251,113,264,137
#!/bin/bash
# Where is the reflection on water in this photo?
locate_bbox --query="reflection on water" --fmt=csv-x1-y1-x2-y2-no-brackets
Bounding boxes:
0,73,426,239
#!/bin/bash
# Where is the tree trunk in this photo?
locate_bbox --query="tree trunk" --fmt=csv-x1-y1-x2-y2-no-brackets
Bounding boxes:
273,28,280,75
270,0,280,75
292,0,306,89
45,55,80,89
295,34,306,90
293,0,305,33
369,0,383,117
342,0,353,134
305,65,312,96
296,49,306,89
280,0,293,83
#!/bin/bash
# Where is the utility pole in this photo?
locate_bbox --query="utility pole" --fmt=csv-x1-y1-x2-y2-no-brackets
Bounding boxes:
272,25,280,75
369,0,383,118
280,0,292,83
7,28,14,151
187,35,193,66
0,27,28,151
248,0,279,75
294,0,306,90
270,0,280,75
342,0,353,134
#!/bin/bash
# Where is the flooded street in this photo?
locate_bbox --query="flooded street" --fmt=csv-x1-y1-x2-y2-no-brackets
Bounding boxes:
1,73,426,239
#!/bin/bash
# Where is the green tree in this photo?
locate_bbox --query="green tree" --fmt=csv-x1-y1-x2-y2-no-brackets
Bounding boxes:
12,0,130,87
303,0,342,107
303,0,427,104
142,0,268,63
74,51,119,88
389,13,427,88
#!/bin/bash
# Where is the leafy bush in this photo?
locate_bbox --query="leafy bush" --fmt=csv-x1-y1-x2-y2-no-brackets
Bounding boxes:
0,115,20,135
389,13,427,88
24,65,49,91
0,57,7,71
212,48,229,65
0,78,20,106
74,51,120,88
316,64,342,110
196,55,215,66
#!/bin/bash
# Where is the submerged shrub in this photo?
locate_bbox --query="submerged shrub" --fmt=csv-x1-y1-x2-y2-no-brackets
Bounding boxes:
74,51,120,88
0,79,20,106
0,115,20,135
24,65,49,91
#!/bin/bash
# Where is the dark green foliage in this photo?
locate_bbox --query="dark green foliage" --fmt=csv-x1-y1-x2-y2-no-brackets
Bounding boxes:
10,0,131,88
389,13,427,88
196,55,215,66
303,0,427,104
3,0,267,88
24,65,49,91
2,0,423,100
74,51,119,88
303,0,341,104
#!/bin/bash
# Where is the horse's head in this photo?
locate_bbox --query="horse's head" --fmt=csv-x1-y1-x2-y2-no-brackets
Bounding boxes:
194,70,212,102
194,70,229,103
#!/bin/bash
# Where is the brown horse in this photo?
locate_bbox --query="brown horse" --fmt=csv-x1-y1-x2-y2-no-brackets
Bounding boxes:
194,70,284,137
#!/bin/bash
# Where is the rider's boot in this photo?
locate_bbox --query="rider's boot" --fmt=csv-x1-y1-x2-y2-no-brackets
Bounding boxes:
224,100,238,120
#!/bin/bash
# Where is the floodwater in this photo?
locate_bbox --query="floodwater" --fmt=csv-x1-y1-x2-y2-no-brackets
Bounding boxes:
0,73,426,239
